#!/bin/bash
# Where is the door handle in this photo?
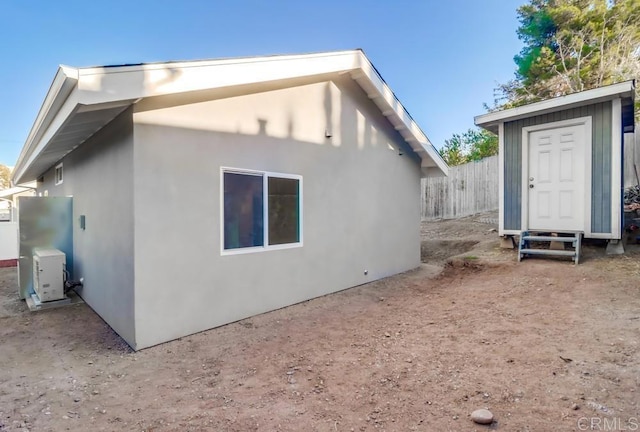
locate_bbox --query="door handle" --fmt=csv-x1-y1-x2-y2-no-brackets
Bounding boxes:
529,184,534,189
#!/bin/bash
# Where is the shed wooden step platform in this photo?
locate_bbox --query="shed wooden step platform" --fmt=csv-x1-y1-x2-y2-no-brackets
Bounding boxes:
518,231,582,264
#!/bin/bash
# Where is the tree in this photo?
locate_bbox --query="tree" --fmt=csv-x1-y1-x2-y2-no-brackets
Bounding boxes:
440,133,468,166
440,128,498,166
0,164,10,190
495,0,640,109
466,129,499,161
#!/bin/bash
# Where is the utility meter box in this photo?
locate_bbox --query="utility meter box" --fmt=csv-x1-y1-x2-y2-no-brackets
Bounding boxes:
33,248,66,302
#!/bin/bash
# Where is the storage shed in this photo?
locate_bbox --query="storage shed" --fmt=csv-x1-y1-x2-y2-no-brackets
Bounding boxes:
475,81,635,251
11,50,448,349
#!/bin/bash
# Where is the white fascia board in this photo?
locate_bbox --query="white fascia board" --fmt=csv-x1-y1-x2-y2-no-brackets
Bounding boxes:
13,51,360,184
14,50,449,182
75,49,447,176
353,53,448,176
12,66,79,184
76,50,362,104
79,50,360,75
475,81,636,130
13,92,82,184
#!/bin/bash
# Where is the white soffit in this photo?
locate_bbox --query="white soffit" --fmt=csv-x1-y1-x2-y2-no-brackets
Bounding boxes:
475,80,636,133
13,50,447,184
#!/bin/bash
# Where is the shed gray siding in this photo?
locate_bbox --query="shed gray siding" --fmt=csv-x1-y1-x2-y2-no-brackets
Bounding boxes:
503,101,613,233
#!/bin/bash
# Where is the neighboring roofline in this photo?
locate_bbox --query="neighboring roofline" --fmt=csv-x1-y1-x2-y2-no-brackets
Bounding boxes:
12,50,447,184
475,80,636,132
0,185,36,200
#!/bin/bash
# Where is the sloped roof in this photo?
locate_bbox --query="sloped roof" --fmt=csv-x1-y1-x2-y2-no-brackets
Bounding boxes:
475,80,635,134
12,50,448,184
0,184,36,200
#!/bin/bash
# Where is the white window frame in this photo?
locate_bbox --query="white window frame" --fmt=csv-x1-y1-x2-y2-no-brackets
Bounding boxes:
54,163,63,185
220,167,303,256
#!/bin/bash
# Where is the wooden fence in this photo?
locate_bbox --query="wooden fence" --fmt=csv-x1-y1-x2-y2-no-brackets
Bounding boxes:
421,155,498,220
422,130,637,220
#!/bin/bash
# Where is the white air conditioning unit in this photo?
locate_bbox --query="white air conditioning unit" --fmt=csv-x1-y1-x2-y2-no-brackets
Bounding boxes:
33,248,66,302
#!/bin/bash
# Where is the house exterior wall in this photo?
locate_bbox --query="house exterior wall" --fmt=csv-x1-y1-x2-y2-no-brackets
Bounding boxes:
132,77,421,349
38,108,136,346
503,101,613,234
0,190,37,262
0,222,18,261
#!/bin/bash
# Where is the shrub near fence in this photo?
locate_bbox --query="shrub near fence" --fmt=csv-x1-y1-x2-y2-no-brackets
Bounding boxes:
421,155,498,220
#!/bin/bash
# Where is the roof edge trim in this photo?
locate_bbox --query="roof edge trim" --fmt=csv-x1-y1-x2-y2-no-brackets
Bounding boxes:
354,52,448,176
12,66,79,184
13,50,448,183
475,80,635,129
78,49,364,75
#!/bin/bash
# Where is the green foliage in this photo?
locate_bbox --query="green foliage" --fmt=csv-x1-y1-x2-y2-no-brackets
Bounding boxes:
446,0,638,163
515,1,557,83
440,133,467,166
494,0,640,109
440,129,498,166
467,129,499,162
0,164,10,190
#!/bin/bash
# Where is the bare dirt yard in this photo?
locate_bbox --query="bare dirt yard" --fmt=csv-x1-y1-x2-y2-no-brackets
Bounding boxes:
1,214,639,432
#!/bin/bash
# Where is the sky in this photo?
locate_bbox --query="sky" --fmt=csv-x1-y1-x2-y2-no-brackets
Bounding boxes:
0,0,524,167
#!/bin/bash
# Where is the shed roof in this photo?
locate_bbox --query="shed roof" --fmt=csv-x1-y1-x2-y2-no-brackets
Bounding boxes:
475,80,636,134
12,50,448,185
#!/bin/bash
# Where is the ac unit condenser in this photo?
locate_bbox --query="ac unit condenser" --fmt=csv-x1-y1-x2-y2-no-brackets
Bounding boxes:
32,248,66,302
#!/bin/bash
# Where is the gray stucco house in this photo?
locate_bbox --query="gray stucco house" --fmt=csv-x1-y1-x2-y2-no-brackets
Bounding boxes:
475,81,635,246
12,50,448,349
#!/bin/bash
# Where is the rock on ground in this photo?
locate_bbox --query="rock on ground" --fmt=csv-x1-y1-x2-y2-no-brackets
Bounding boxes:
471,408,494,424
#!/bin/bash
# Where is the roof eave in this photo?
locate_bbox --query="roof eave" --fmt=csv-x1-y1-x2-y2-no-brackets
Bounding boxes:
12,66,79,185
349,53,448,177
13,50,448,183
474,80,636,132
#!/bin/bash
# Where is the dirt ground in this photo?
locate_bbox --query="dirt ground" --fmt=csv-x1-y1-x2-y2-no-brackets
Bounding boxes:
1,214,639,432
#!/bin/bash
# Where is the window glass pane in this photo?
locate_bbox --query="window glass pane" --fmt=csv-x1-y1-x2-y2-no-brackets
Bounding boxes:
55,166,63,184
224,172,264,249
268,177,300,245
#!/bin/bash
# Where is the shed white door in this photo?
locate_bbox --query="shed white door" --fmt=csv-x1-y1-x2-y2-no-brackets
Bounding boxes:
527,124,586,231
